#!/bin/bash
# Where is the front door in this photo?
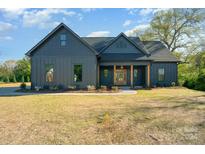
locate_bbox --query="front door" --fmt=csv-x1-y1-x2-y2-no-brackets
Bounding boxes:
115,69,127,85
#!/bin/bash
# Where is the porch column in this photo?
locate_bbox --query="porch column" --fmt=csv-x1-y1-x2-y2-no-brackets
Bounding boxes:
114,65,116,85
147,63,150,87
97,64,100,86
130,65,133,87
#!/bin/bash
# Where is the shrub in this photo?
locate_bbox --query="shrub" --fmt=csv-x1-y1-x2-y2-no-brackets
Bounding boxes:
34,86,41,91
20,83,26,90
87,85,96,91
111,86,118,91
68,85,76,90
57,84,64,90
100,85,107,91
43,85,50,90
50,85,58,91
195,70,205,91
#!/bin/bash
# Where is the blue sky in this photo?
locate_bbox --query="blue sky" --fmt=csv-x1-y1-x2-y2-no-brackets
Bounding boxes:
0,8,163,62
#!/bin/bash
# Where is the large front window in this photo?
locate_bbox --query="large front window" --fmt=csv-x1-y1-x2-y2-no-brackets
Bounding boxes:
158,68,165,81
45,64,54,82
74,65,82,82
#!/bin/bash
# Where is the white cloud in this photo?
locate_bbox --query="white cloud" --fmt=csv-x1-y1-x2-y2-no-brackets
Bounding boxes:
87,31,110,37
126,8,138,15
139,8,154,16
22,9,76,29
123,20,132,27
125,24,150,36
0,36,13,41
0,21,15,32
153,8,170,14
0,8,26,19
127,8,170,16
81,8,96,13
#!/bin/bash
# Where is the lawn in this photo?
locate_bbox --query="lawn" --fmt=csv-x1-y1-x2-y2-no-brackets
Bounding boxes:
0,86,204,144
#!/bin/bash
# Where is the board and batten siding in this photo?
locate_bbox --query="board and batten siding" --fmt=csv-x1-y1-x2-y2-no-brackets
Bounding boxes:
150,62,178,87
30,27,97,88
103,36,144,55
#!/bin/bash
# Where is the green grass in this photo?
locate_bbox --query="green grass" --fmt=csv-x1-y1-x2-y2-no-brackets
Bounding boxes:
0,86,204,144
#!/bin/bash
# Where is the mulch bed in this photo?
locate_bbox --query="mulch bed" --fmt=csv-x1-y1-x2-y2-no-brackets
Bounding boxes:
16,89,120,93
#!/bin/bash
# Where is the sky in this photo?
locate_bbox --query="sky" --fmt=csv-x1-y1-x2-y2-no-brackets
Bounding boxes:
0,8,165,62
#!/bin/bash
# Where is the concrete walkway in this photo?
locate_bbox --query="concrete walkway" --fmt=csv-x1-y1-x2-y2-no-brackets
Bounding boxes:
0,86,137,96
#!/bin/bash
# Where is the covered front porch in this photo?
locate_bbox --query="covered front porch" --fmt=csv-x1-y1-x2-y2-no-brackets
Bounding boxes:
98,62,151,88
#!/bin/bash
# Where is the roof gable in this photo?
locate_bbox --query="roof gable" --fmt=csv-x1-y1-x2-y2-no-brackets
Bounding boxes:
98,33,149,56
26,23,98,56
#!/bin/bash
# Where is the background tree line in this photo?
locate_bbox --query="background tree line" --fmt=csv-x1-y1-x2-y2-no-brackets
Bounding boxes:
0,57,30,83
133,8,205,91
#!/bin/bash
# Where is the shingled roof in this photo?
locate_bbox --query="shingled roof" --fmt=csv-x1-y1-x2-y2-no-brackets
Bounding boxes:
82,37,179,62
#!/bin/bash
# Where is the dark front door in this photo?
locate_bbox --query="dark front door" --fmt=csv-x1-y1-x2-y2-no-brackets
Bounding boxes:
133,66,145,86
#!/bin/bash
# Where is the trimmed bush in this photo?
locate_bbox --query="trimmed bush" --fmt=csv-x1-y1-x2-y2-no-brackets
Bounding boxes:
87,85,96,91
57,84,64,90
20,83,26,90
43,85,50,90
111,86,119,91
100,85,107,91
68,85,76,90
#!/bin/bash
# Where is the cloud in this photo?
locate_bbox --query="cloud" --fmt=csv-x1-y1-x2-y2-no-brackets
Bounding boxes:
81,8,97,13
123,20,132,27
139,9,154,16
0,8,26,19
0,22,15,41
22,9,76,29
0,36,13,41
126,8,138,15
87,31,110,37
0,21,15,32
127,8,170,16
125,24,150,36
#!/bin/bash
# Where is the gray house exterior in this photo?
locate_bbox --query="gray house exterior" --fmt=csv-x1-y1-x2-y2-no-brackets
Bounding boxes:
26,23,179,89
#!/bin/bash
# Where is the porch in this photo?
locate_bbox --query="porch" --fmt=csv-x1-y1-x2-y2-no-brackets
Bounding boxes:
98,63,150,88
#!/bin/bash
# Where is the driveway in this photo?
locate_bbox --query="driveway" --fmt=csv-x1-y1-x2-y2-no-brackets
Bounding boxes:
0,85,137,96
0,86,31,96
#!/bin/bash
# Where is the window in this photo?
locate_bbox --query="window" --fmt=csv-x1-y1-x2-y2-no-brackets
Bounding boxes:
60,34,66,46
134,69,138,78
45,64,54,82
104,69,108,78
158,68,165,81
74,65,82,82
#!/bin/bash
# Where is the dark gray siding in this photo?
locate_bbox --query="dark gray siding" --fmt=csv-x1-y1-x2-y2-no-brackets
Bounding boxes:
150,62,177,87
103,36,144,55
31,27,97,88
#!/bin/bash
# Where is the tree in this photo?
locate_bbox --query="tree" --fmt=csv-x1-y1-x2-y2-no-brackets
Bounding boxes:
0,60,16,82
14,57,31,82
138,9,205,53
13,75,17,83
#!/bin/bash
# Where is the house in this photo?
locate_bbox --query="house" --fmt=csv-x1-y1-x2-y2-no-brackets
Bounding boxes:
26,23,179,89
